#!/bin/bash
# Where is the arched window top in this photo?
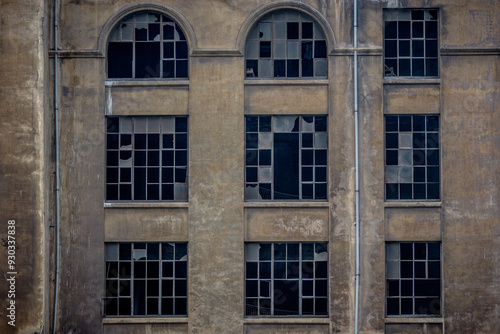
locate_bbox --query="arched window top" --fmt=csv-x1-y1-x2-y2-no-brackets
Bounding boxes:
107,11,188,79
245,10,327,79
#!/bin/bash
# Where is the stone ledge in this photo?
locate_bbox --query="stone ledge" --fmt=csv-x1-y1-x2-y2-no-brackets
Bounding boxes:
102,317,188,324
385,317,443,324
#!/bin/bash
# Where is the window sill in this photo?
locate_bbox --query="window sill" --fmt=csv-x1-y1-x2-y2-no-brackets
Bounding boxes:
244,79,329,86
104,202,189,209
103,317,188,324
244,201,329,208
105,80,189,87
383,78,440,85
384,201,441,208
244,317,330,324
385,317,443,324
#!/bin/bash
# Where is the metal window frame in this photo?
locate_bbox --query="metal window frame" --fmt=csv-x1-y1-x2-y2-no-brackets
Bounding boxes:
244,242,329,317
105,116,188,202
107,11,189,79
385,242,442,317
383,9,439,78
245,10,328,79
104,242,188,317
244,115,328,201
384,114,440,201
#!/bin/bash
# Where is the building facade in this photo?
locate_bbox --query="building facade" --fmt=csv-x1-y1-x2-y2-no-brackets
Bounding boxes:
0,0,499,333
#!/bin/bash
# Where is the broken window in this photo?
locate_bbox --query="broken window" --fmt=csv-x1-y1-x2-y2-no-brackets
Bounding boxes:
386,242,441,316
106,116,188,201
107,11,188,79
245,242,328,317
385,115,439,200
384,9,438,77
245,115,327,201
245,10,327,79
104,242,188,316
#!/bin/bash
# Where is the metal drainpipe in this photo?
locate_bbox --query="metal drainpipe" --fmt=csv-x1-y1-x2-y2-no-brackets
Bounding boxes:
353,0,360,333
52,0,61,332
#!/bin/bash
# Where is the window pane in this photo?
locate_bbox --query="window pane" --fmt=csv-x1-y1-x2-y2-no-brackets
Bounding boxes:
384,9,439,78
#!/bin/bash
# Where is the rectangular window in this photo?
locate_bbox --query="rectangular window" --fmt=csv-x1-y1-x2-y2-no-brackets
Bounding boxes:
385,115,440,200
245,242,328,317
104,242,188,316
106,116,188,201
386,242,441,316
384,9,438,77
245,115,327,201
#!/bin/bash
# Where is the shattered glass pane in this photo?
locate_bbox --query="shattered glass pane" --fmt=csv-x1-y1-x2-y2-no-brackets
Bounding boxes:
248,24,259,40
245,185,260,200
259,22,271,40
133,248,147,261
314,243,328,261
135,12,149,22
301,117,314,132
122,23,133,41
273,116,297,132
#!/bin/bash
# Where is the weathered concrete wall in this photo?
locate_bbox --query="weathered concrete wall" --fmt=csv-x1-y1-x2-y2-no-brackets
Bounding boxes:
0,0,497,333
56,57,105,333
0,1,49,333
441,54,500,334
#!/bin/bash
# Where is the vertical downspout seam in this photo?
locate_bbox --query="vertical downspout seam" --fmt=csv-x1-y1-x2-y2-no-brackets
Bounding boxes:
353,0,360,333
52,0,60,332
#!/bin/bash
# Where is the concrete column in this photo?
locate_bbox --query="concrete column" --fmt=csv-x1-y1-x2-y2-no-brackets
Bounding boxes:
188,55,245,333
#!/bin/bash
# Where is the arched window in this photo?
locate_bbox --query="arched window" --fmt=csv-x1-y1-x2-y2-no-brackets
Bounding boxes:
107,11,188,79
245,10,327,79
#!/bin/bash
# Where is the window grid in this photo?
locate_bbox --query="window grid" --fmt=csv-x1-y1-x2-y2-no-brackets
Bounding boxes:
386,242,441,317
105,242,188,317
384,9,438,77
245,242,328,317
385,115,440,201
108,12,188,79
106,116,188,201
245,115,327,201
245,10,327,78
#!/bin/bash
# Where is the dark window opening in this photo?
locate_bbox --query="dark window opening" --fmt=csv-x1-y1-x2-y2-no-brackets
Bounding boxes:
384,9,438,77
105,242,188,317
245,242,328,317
245,115,328,201
245,10,327,78
107,12,188,79
385,115,440,201
106,116,188,202
386,242,441,317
